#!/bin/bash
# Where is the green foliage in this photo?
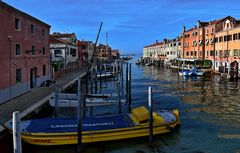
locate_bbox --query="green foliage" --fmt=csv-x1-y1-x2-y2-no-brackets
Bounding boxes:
51,61,64,71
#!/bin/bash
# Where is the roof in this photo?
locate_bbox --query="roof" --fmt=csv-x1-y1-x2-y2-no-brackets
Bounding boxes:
49,36,68,44
0,1,51,28
209,16,235,25
144,42,164,48
51,33,76,38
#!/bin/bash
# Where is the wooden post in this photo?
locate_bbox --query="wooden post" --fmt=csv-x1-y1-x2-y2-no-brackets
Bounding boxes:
128,63,132,112
85,73,88,94
148,87,153,143
54,86,59,117
125,63,129,105
13,111,22,153
116,80,121,114
77,77,82,152
90,67,93,94
121,61,124,97
95,66,98,94
116,62,119,80
99,69,102,94
82,76,87,117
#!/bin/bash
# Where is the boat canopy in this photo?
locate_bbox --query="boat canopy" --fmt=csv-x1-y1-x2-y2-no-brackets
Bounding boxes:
18,115,134,133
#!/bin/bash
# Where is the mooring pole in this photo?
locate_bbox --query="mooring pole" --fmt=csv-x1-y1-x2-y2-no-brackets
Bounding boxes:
117,80,122,114
85,73,88,94
121,61,124,97
148,87,153,143
95,66,98,94
82,76,87,117
100,68,102,94
54,86,59,117
128,63,132,112
116,62,119,80
125,63,129,105
77,77,82,152
90,67,93,94
13,111,22,153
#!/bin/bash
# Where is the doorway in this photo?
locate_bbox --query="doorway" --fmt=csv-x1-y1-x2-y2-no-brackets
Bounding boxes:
30,67,37,88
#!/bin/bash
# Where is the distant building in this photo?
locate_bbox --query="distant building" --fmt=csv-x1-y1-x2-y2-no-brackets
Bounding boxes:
77,40,94,66
96,44,112,62
0,1,51,103
111,49,120,60
50,33,78,71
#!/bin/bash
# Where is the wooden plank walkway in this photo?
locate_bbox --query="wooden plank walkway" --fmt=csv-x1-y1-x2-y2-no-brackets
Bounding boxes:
0,67,87,132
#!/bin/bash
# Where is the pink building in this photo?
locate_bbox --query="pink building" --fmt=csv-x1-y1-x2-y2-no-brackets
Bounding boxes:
0,1,51,103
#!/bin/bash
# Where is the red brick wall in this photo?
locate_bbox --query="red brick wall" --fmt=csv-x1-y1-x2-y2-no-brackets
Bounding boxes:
0,4,50,89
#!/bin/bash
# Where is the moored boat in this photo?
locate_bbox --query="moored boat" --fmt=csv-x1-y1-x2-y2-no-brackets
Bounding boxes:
49,98,126,107
178,69,192,76
4,106,180,146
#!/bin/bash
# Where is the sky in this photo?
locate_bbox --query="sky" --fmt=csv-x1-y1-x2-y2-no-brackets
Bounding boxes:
3,0,240,55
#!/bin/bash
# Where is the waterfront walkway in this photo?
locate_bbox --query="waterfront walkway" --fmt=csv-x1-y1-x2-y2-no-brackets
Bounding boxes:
0,67,88,132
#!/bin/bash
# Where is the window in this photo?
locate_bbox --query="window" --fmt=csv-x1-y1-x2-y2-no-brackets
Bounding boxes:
31,24,35,33
210,50,214,56
234,49,238,56
43,65,46,76
224,36,227,42
16,69,21,84
233,34,238,40
186,51,189,56
215,37,218,43
194,51,197,56
219,50,223,57
228,35,232,41
224,50,229,56
15,44,21,55
206,51,209,56
42,47,45,55
54,50,62,56
15,18,21,30
219,37,223,42
215,50,218,56
238,33,240,40
42,29,45,36
191,51,193,56
32,46,35,55
200,51,202,56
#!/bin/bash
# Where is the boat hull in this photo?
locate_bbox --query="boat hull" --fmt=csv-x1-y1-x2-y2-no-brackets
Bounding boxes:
20,121,179,145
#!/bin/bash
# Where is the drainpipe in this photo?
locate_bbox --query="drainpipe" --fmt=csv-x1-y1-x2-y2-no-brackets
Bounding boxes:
8,35,12,101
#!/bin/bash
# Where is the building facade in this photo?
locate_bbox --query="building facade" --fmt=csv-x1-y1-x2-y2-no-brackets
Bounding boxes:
0,1,51,103
50,33,78,71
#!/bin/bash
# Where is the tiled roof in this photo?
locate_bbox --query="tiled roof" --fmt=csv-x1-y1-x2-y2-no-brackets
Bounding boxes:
49,36,68,44
209,16,235,25
51,33,75,38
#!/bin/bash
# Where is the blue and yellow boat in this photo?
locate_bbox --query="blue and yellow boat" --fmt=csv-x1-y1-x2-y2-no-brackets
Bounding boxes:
4,106,180,146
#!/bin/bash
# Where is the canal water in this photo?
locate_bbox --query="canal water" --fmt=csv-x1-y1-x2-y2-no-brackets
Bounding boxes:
1,56,240,153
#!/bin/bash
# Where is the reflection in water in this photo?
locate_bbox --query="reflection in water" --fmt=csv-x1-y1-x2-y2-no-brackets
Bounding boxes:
1,60,240,153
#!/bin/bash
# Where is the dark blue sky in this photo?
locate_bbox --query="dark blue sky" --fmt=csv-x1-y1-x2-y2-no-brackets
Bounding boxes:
4,0,240,54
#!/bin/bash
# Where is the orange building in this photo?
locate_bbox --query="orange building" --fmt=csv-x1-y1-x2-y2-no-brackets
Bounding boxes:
181,21,208,59
204,16,237,71
215,20,240,77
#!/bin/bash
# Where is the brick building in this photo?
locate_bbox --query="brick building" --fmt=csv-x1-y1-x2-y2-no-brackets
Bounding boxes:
0,1,51,103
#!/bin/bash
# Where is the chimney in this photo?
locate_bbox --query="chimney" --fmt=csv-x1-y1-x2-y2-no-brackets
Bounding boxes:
197,20,201,28
182,26,186,33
